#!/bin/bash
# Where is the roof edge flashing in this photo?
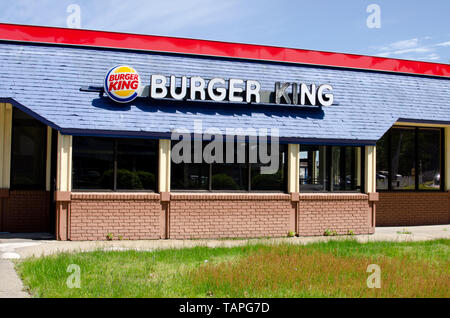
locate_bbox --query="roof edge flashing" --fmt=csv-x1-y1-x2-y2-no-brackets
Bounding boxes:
0,23,448,78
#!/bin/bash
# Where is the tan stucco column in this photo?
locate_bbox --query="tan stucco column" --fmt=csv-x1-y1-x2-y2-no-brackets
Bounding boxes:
287,144,300,235
364,146,376,193
158,139,171,194
0,103,12,231
0,103,12,190
45,127,52,191
364,145,378,231
55,132,72,240
158,139,171,238
287,144,300,193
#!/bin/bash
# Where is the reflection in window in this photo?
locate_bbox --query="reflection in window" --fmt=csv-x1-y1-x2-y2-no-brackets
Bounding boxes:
171,140,209,190
212,142,248,190
376,133,389,190
117,139,158,190
300,145,327,191
250,144,286,191
73,137,114,190
170,140,286,192
375,126,443,191
418,128,441,190
332,146,357,191
72,137,158,191
299,145,361,192
391,128,415,190
10,108,47,189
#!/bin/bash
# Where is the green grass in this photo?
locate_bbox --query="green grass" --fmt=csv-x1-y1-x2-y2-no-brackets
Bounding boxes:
16,239,450,298
396,228,413,235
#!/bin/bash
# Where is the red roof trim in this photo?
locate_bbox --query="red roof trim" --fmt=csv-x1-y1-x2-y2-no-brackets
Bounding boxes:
0,23,449,78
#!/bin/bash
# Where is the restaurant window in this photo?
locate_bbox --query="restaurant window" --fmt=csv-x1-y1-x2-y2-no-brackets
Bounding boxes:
212,142,248,190
72,137,158,191
299,145,327,191
250,143,286,191
170,140,210,190
376,126,443,191
10,108,47,190
171,140,287,192
300,145,361,192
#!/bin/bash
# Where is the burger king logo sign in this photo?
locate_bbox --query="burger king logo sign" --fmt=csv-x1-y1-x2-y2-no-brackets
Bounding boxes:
104,65,141,103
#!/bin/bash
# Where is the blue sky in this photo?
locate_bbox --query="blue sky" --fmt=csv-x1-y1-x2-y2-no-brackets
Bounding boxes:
0,0,449,63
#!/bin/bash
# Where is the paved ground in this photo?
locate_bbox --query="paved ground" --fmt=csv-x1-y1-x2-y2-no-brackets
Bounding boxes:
0,225,448,298
0,259,30,298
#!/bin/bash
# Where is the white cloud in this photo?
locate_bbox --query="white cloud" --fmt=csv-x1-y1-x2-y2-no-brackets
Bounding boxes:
436,41,450,47
393,47,432,55
370,35,450,63
380,38,418,51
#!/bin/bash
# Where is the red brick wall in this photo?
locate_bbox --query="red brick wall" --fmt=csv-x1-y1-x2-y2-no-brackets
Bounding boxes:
169,193,294,239
62,192,375,241
298,193,373,236
69,193,163,241
1,190,50,232
377,192,449,226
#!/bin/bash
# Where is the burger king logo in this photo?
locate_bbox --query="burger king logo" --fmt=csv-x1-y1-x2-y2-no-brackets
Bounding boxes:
104,65,141,103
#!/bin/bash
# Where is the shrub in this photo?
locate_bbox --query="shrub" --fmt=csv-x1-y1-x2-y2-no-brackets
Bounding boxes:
211,173,239,190
251,171,283,190
137,171,155,189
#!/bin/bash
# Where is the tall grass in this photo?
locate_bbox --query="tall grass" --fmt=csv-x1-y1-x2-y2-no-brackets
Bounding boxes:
187,243,449,297
16,239,449,298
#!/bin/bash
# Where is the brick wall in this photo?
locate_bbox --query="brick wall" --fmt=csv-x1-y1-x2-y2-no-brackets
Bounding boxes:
63,192,376,241
298,193,373,236
377,192,449,226
69,193,163,241
1,190,50,232
169,193,294,239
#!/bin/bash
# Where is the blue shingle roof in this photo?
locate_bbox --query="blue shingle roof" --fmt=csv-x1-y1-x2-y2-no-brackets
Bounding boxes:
0,42,449,145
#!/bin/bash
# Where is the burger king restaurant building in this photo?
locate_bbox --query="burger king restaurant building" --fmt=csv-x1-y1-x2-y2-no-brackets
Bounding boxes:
0,24,449,240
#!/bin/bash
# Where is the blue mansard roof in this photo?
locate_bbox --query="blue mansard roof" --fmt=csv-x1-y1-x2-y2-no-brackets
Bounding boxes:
0,41,449,145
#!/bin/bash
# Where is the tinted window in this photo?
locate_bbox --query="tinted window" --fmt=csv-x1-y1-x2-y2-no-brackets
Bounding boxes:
212,142,248,190
10,109,47,189
376,133,389,190
300,145,328,191
171,140,286,192
418,128,441,190
375,126,443,191
171,140,210,190
72,137,114,190
332,146,357,191
251,144,286,191
72,137,158,191
117,139,158,190
391,128,415,190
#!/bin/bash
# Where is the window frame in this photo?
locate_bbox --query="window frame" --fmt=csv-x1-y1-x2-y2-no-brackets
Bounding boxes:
72,137,159,192
170,141,288,193
299,145,363,193
376,125,445,192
